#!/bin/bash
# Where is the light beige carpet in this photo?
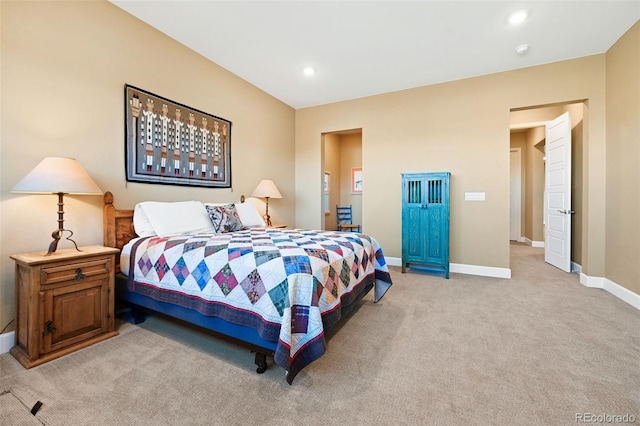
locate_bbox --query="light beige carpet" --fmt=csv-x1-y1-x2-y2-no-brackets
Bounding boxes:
0,244,638,425
0,387,45,426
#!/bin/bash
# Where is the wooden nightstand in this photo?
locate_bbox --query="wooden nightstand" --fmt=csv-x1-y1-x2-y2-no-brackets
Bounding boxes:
10,245,120,368
272,224,287,229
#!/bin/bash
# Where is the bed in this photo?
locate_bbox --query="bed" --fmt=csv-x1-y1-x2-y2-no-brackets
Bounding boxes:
103,192,392,384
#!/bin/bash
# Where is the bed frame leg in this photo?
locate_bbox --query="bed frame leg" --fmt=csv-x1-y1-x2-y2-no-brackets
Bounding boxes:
131,308,146,324
254,352,268,374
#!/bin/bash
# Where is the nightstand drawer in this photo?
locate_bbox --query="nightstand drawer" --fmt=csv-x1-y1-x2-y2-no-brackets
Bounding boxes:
41,257,111,286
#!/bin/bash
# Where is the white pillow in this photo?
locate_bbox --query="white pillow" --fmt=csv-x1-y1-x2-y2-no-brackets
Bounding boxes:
133,203,156,237
136,201,216,237
235,201,266,227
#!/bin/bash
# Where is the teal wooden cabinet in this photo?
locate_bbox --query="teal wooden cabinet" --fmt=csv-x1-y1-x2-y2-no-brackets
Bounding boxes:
401,172,451,278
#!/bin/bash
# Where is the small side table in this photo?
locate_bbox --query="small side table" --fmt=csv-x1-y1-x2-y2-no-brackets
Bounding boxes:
271,224,287,229
10,245,120,368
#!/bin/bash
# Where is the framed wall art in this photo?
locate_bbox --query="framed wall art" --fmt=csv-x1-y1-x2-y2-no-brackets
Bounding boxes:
351,167,363,194
125,84,232,188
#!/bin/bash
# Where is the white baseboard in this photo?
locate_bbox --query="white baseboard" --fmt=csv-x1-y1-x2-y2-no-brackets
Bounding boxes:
385,257,511,279
571,261,582,274
386,257,402,267
580,273,640,310
0,331,15,355
523,238,544,248
450,263,511,279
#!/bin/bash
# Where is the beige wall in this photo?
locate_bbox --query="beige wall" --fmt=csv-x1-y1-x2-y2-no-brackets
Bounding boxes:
511,105,566,127
0,1,295,330
296,56,608,274
605,21,640,295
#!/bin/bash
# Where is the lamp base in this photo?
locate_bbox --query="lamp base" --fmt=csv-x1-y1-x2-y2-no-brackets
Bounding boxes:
264,197,273,227
46,229,80,255
44,192,80,255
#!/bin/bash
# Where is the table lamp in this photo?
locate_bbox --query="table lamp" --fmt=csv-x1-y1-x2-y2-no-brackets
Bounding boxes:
251,179,282,227
12,157,103,255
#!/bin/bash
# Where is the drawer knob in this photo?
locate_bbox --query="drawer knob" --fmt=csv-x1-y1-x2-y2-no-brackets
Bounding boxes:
43,320,56,336
75,268,86,280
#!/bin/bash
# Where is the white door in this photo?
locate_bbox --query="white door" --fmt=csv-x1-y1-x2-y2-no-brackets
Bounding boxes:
544,112,572,272
510,148,522,241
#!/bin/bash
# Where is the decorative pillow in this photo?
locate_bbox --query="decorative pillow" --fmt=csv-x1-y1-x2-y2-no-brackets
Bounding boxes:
206,204,244,233
136,201,216,237
235,201,266,227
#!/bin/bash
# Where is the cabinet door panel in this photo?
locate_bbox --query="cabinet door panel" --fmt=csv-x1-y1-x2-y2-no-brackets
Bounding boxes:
404,207,427,263
426,208,444,261
41,278,108,354
402,177,427,264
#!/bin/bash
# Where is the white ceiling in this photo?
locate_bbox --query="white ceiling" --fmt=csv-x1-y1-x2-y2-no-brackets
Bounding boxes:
110,1,640,109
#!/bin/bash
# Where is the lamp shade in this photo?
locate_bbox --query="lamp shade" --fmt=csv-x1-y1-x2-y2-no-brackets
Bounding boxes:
251,179,282,199
12,157,102,195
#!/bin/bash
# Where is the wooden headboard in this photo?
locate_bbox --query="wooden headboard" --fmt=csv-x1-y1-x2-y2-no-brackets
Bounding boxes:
103,191,135,270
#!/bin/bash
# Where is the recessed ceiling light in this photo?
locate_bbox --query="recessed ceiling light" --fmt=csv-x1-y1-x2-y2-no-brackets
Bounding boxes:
515,44,529,55
303,67,316,76
508,9,529,25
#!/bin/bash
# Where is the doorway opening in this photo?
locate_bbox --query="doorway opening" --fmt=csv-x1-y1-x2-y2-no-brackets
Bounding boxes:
321,129,362,231
509,101,586,273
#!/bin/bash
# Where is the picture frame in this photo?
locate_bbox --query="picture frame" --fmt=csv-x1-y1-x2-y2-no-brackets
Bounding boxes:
351,167,363,194
124,84,232,188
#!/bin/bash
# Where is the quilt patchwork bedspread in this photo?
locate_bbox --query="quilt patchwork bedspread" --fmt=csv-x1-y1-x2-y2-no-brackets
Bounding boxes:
126,228,392,383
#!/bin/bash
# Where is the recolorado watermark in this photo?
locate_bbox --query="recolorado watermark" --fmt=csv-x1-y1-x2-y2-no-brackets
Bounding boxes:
576,413,637,423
